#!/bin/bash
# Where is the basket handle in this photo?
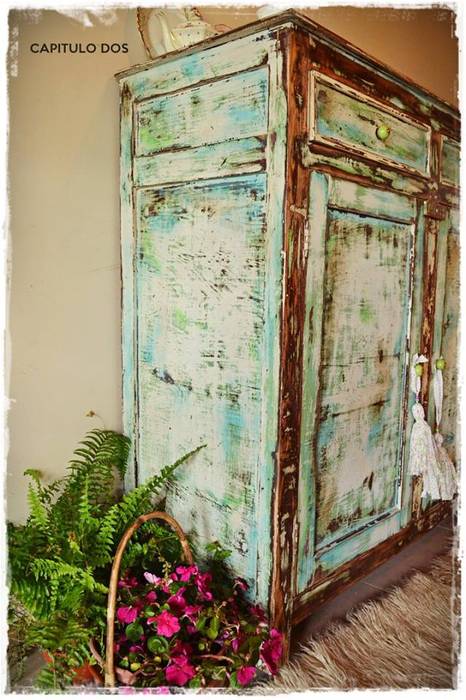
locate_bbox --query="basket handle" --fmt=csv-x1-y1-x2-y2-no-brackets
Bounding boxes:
104,510,194,687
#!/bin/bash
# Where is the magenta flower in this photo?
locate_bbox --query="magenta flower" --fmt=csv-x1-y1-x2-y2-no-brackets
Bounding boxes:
117,606,138,624
144,572,161,585
165,654,195,686
237,666,256,686
118,575,139,589
231,633,245,653
145,590,157,603
153,610,180,637
183,604,201,622
260,629,283,676
175,565,198,582
249,604,267,622
195,572,213,601
167,588,187,613
234,577,249,591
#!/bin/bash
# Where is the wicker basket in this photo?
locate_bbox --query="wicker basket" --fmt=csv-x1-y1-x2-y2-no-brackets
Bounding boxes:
100,510,194,687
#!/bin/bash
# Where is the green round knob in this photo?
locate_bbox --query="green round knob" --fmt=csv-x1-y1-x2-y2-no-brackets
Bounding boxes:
436,357,446,370
414,363,424,377
376,124,390,141
130,662,141,672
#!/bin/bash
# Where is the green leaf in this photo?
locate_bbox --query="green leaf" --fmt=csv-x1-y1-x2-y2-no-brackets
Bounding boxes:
125,622,144,641
206,615,220,640
196,614,208,632
147,636,169,654
189,676,202,688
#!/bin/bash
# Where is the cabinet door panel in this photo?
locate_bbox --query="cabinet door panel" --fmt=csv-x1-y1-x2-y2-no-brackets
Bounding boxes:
430,207,459,462
297,174,421,592
135,173,268,590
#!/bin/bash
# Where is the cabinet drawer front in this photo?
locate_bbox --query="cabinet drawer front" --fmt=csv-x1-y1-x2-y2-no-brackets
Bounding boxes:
135,68,269,156
310,72,430,175
440,137,460,187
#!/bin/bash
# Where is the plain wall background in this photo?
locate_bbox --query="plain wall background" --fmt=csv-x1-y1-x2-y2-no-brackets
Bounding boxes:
6,5,458,523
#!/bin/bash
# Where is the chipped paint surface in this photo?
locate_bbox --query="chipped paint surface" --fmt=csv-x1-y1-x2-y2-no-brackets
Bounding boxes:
430,207,459,462
118,11,459,629
310,72,430,176
297,176,417,590
120,31,286,607
136,68,269,156
440,137,460,187
136,174,267,590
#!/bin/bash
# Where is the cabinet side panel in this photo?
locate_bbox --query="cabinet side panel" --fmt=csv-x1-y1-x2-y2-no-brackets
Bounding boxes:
120,33,286,605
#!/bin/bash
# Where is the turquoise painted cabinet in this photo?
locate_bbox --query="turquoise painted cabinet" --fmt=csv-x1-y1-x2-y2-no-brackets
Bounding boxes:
117,11,459,636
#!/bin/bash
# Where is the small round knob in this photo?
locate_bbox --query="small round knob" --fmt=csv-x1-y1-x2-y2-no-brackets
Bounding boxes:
376,124,390,141
436,357,446,370
414,363,424,377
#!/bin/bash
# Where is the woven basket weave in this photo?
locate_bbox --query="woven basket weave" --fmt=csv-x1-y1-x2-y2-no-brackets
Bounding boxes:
102,510,194,687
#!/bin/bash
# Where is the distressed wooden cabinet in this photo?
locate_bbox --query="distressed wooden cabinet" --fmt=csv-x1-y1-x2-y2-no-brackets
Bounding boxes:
117,10,459,644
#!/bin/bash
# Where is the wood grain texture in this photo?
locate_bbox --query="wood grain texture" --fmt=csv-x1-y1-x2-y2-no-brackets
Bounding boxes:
134,136,266,187
270,28,311,650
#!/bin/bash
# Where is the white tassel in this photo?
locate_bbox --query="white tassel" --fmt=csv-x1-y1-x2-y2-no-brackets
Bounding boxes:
408,401,442,500
432,359,456,500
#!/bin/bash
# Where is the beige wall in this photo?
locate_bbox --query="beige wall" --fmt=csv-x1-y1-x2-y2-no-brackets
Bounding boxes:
6,5,458,523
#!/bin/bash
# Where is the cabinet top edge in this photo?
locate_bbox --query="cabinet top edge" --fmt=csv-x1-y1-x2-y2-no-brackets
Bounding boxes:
115,8,459,122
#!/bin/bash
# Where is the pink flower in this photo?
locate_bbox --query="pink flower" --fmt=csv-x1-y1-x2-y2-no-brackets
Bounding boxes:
195,572,213,601
231,633,245,653
260,629,283,676
117,606,138,624
153,610,180,637
154,688,170,694
175,565,198,582
144,572,161,585
249,604,267,623
237,666,256,686
234,577,249,591
169,572,178,581
145,590,157,603
183,604,201,622
165,654,195,686
171,640,192,657
118,575,138,589
167,588,187,613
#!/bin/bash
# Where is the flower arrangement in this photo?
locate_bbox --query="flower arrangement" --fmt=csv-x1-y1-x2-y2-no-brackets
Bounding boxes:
113,554,283,689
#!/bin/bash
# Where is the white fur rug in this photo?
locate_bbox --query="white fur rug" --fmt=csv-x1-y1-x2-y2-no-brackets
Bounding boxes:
257,551,457,691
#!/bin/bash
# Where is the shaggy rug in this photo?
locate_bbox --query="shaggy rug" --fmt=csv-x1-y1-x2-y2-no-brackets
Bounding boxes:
257,550,458,691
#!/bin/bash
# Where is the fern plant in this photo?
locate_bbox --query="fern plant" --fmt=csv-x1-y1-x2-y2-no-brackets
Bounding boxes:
7,429,204,689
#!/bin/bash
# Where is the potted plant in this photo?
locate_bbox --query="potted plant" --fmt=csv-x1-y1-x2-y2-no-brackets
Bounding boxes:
7,429,203,689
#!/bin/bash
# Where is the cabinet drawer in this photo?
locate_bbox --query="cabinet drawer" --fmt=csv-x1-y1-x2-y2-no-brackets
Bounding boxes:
309,72,430,176
440,136,460,187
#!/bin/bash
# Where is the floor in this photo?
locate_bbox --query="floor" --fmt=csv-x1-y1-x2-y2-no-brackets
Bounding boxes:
12,517,453,689
291,515,453,653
